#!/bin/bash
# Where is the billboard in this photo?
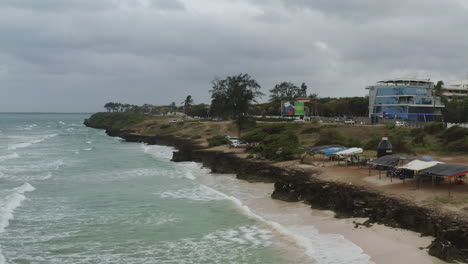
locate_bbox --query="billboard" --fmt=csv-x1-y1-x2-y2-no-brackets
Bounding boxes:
282,101,305,116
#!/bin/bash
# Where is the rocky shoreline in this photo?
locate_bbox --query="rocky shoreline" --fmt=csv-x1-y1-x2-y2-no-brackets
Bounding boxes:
87,123,468,263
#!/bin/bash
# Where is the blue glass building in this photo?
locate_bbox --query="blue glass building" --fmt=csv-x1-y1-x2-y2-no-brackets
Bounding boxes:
366,79,444,122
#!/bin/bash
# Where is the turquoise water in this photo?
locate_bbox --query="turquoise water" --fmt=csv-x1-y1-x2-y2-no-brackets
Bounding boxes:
0,114,299,264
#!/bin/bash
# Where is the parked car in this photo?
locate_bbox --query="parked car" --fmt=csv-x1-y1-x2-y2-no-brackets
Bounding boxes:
344,119,355,124
212,117,223,121
232,140,248,148
169,120,179,123
293,119,305,122
395,121,408,127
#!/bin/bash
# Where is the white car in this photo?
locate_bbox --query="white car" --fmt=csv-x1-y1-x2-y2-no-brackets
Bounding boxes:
169,120,178,123
344,120,355,124
232,141,248,148
395,121,408,127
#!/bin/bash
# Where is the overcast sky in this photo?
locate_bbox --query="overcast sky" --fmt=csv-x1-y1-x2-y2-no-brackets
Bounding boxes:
1,0,468,112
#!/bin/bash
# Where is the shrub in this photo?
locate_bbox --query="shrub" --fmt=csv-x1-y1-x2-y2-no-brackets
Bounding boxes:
424,122,445,134
384,123,396,130
446,137,468,152
258,130,302,161
388,130,412,154
191,135,202,139
160,124,171,129
439,126,468,143
241,124,303,161
364,136,381,150
314,127,345,146
301,126,320,134
207,135,230,147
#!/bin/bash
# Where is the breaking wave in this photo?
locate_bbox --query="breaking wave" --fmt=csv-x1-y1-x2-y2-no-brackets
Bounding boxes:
7,134,58,150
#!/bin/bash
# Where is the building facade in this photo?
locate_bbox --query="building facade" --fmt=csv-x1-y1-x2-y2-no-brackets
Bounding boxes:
442,79,468,100
366,78,444,122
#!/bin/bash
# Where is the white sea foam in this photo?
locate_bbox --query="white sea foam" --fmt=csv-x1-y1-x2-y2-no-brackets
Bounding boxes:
177,161,373,264
7,134,58,150
145,144,373,263
159,185,226,201
0,160,64,175
0,183,35,233
0,153,19,162
22,124,37,130
209,187,373,264
141,144,174,160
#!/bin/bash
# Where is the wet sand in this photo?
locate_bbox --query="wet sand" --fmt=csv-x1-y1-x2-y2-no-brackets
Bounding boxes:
195,170,447,264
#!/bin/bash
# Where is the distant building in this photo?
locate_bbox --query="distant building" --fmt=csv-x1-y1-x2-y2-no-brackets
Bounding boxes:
366,78,444,122
442,79,468,100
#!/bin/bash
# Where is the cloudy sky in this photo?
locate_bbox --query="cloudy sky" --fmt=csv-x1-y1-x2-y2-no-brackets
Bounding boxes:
1,0,468,112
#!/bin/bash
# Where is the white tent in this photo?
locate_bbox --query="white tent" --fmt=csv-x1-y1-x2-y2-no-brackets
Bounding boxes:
399,160,443,171
335,147,363,156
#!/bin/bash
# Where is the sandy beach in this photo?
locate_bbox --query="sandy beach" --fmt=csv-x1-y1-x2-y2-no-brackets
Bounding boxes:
193,168,447,264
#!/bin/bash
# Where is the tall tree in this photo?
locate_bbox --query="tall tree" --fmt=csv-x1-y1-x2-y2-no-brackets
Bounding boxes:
210,73,263,136
300,82,308,97
269,82,302,103
182,95,194,114
169,102,176,113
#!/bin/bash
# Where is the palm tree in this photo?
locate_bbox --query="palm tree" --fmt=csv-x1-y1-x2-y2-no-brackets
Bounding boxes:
182,95,194,115
169,102,176,114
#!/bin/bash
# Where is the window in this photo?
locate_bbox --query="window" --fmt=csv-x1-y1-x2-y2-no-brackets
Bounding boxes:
408,107,435,114
375,97,398,104
375,105,408,114
414,98,432,105
377,87,428,96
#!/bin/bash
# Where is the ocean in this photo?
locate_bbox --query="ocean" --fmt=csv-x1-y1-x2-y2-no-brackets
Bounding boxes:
0,113,373,264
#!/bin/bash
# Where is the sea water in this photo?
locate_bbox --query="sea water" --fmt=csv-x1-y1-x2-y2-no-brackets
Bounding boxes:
0,113,372,264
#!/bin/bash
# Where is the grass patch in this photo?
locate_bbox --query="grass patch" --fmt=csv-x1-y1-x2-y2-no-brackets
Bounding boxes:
207,135,230,147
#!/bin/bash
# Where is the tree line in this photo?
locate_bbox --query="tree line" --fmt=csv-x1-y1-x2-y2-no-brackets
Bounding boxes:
104,74,369,121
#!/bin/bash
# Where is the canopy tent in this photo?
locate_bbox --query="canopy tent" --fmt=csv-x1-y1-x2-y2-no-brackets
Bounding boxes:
335,147,363,156
421,156,434,161
420,164,468,178
372,155,413,167
399,160,444,172
321,147,347,156
305,145,345,151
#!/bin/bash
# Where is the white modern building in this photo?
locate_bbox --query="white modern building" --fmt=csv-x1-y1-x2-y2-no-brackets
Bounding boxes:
442,79,468,100
366,78,444,122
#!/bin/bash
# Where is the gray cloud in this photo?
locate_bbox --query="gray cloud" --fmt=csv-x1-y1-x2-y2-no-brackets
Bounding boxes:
1,0,468,112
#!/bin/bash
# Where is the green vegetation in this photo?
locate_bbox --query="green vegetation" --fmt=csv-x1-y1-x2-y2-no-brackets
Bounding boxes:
210,73,263,136
207,135,230,147
160,124,171,129
85,112,152,130
242,124,303,161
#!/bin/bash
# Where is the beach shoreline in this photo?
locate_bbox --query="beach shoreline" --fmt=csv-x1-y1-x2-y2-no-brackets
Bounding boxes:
191,166,446,264
83,118,468,263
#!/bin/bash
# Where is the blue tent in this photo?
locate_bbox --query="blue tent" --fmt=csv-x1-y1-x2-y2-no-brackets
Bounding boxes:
322,147,347,156
421,156,433,161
